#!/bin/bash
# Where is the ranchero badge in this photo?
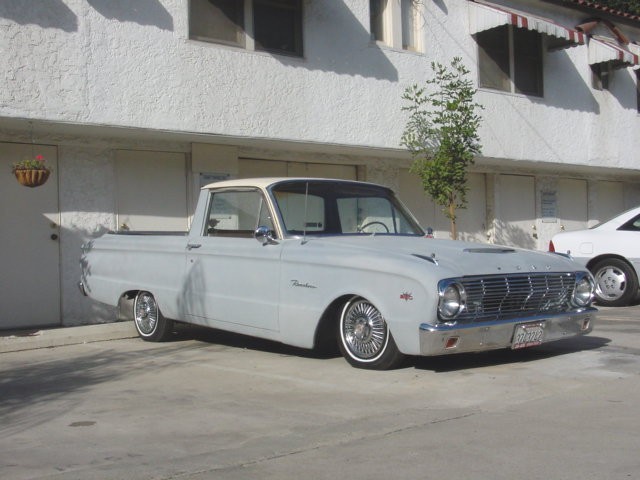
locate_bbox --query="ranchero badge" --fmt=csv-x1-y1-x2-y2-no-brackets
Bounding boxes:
291,280,317,289
400,292,413,301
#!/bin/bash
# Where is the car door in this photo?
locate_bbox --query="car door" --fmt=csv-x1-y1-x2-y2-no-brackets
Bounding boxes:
183,188,282,332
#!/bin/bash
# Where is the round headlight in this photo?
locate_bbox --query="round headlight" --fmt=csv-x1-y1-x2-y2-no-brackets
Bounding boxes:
438,282,465,320
573,274,594,307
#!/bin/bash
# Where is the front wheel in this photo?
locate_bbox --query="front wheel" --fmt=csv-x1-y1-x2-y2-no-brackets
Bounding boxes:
590,258,638,307
338,297,404,370
133,291,174,341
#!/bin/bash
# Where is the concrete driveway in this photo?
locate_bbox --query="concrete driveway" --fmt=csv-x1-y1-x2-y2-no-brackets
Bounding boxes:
1,306,638,479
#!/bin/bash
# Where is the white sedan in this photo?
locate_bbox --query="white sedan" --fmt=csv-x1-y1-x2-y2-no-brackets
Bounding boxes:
549,206,640,306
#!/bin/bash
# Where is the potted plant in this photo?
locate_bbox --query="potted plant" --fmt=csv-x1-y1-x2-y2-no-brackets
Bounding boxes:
12,154,51,187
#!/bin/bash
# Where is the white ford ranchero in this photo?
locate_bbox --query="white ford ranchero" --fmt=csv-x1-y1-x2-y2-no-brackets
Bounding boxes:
80,178,597,369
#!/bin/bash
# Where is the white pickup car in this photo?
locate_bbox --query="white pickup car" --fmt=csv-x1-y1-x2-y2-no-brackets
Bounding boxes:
80,178,597,369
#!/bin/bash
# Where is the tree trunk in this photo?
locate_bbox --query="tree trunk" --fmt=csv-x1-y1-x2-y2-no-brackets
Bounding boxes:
449,202,457,240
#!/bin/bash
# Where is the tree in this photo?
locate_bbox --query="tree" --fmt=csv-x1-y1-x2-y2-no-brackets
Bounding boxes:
401,57,483,240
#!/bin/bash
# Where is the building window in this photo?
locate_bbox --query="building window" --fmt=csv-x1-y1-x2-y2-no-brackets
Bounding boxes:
370,0,386,43
401,0,419,51
591,63,611,91
190,0,244,47
476,26,543,96
190,0,303,57
369,0,422,52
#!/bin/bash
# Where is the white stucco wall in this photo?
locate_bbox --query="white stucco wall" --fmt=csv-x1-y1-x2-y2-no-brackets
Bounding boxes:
1,0,638,170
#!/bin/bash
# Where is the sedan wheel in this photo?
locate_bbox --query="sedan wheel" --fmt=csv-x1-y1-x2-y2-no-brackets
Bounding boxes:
338,297,404,369
133,291,173,341
591,258,638,307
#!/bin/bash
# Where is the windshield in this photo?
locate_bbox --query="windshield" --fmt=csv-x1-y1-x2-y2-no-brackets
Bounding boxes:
270,180,424,237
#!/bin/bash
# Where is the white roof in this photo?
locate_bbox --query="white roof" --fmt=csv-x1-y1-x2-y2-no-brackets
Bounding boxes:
201,177,381,191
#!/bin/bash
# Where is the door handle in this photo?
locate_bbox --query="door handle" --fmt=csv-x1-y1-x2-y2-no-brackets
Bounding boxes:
187,243,201,250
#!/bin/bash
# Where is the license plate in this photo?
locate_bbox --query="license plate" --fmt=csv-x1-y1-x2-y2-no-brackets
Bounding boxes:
511,322,545,350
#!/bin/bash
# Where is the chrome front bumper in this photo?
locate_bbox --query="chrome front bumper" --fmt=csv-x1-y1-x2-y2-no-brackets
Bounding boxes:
419,307,597,356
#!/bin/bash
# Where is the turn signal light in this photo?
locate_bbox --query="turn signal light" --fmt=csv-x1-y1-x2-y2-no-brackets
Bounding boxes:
445,337,459,349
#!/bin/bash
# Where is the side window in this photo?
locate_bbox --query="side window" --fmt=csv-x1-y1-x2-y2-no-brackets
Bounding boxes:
189,0,303,57
619,214,640,231
273,191,325,233
477,26,543,96
206,190,274,237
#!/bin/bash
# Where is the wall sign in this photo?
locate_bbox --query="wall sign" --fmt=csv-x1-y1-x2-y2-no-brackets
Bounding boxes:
199,172,231,189
541,191,557,223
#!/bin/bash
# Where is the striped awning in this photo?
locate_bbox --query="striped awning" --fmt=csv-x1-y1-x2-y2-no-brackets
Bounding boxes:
588,37,639,67
628,42,640,67
468,1,585,48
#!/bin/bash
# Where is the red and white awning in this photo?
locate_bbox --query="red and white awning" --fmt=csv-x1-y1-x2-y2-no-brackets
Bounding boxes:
588,37,639,67
628,42,640,67
468,1,585,47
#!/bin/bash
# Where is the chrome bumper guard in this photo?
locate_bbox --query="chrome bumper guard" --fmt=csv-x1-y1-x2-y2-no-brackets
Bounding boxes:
419,307,597,356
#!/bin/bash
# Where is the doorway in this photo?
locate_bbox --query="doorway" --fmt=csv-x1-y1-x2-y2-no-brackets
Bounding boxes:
0,142,60,329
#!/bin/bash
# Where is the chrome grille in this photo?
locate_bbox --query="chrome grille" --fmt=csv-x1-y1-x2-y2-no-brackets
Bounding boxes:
458,273,576,323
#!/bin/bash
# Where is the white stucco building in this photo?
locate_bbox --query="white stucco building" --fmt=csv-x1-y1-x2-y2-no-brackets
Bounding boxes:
1,0,639,329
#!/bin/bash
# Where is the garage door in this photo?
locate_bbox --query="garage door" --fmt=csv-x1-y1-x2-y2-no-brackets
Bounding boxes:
115,150,188,231
399,169,487,241
495,175,536,249
239,159,357,181
592,181,624,225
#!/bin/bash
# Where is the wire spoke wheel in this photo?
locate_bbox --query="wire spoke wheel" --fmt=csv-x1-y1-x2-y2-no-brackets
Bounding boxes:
134,292,159,336
133,291,173,341
342,299,388,359
338,297,403,369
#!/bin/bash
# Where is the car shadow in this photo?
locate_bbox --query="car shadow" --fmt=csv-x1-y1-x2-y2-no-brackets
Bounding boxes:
411,335,611,372
169,323,341,360
169,323,610,371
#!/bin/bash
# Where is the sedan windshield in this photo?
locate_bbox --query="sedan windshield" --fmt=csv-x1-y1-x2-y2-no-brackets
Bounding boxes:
270,180,424,236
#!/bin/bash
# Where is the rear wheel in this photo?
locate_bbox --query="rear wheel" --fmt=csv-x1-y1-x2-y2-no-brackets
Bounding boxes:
133,291,173,341
591,258,638,307
338,296,404,370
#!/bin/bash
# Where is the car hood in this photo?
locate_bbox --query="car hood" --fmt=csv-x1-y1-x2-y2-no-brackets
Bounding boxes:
302,235,582,277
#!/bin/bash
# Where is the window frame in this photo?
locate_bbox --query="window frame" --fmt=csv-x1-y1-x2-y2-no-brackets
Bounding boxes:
369,0,423,53
476,25,544,97
189,0,304,57
204,188,276,239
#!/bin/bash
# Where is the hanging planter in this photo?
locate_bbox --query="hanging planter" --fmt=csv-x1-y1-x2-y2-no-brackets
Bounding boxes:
12,154,51,188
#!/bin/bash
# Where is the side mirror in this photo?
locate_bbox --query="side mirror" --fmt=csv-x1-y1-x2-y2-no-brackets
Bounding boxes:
254,226,278,245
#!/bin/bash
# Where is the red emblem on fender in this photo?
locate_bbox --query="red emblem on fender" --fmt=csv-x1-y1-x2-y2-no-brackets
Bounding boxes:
400,292,413,301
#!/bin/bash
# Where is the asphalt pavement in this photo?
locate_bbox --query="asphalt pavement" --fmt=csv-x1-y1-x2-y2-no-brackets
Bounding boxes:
0,305,639,480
